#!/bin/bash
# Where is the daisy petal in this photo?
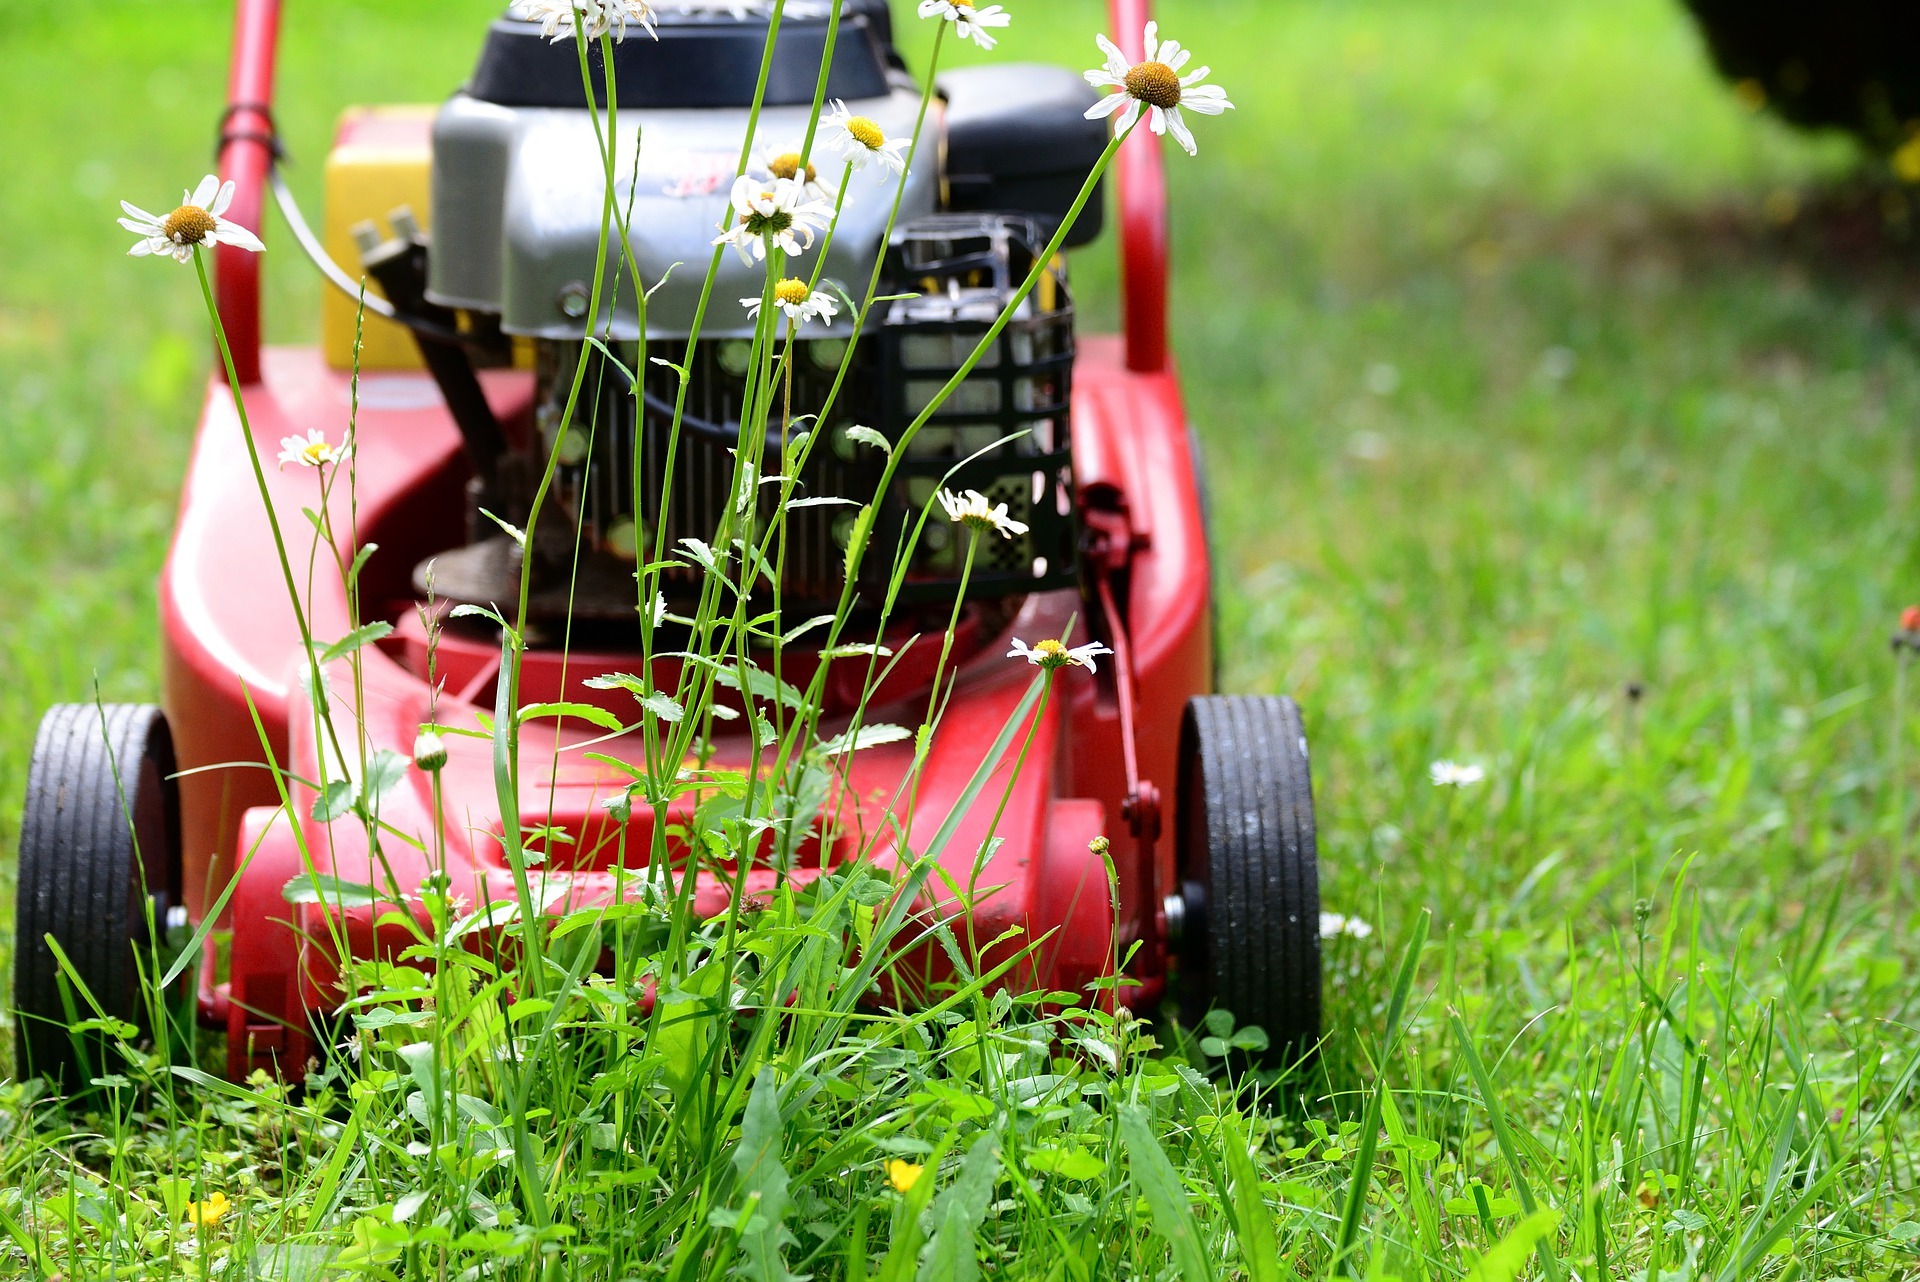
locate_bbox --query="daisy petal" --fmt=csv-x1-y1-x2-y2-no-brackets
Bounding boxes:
1164,107,1197,156
189,174,220,208
210,179,237,217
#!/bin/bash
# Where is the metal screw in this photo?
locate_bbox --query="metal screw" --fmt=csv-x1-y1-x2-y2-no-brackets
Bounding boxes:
557,281,592,320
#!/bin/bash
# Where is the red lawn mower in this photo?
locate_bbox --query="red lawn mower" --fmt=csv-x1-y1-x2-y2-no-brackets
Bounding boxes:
11,0,1321,1086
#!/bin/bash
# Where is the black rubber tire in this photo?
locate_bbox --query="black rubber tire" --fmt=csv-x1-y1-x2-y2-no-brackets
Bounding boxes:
1175,695,1322,1068
1682,1,1920,150
13,704,182,1088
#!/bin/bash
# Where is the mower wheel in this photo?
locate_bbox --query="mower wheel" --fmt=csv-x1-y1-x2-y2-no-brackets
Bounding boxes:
12,704,183,1088
1174,695,1322,1068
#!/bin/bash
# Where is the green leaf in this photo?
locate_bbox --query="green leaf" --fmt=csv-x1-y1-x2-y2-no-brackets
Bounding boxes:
815,723,912,756
319,621,393,664
311,778,356,822
280,874,381,908
642,692,685,724
1119,1104,1216,1282
479,508,526,548
1465,1210,1562,1282
519,701,625,732
1025,1147,1105,1181
1220,1113,1281,1282
363,749,410,805
733,1070,795,1282
844,424,892,456
919,1125,1004,1282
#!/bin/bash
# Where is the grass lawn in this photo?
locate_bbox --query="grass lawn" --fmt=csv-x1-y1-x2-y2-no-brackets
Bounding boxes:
4,0,1920,1276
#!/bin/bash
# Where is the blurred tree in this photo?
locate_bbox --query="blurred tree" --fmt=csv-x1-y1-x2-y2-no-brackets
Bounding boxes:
1683,2,1920,163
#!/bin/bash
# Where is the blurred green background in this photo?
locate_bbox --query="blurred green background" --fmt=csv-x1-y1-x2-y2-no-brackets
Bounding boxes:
1,0,1914,943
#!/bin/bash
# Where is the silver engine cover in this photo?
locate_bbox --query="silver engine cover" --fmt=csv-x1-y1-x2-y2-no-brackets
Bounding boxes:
426,88,938,340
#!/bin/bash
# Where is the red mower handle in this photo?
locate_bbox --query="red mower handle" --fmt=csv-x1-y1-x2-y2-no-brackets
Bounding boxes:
214,0,282,384
213,0,1171,381
1107,0,1170,374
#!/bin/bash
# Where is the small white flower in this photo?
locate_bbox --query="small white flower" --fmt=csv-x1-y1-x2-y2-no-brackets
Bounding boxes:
938,488,1028,540
278,429,346,471
917,0,1010,50
514,0,657,42
823,101,911,176
753,143,838,203
1008,637,1114,675
118,175,266,264
713,175,835,266
1084,21,1233,157
1320,912,1374,941
1429,760,1486,788
743,278,840,327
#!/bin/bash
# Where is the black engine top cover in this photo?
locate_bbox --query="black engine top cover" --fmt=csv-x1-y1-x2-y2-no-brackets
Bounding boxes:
469,7,893,110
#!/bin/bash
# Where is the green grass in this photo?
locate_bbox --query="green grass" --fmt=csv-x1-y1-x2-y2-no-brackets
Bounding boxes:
6,0,1920,1277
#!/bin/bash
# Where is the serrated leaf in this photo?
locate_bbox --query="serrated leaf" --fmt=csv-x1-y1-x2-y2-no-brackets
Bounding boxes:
844,505,876,577
678,537,725,576
820,643,894,660
282,874,381,909
319,621,393,664
783,496,856,509
311,778,356,822
642,692,685,724
479,508,526,548
845,425,891,456
364,749,410,805
816,723,912,756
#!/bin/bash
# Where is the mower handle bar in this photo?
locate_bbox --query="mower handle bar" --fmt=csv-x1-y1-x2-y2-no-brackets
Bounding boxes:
214,0,1170,382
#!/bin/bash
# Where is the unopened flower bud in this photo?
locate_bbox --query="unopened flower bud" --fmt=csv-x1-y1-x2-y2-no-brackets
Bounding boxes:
413,730,449,773
1902,605,1920,634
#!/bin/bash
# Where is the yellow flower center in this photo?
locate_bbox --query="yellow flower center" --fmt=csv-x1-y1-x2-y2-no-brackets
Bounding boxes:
775,278,812,307
769,152,818,183
952,0,974,7
846,116,886,151
302,441,332,465
1035,639,1069,659
162,205,218,245
1125,61,1184,110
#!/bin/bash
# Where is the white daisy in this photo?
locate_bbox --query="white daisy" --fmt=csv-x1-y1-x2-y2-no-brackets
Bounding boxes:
743,278,840,327
1320,912,1374,941
712,175,835,266
822,101,911,176
916,0,1010,50
1008,637,1114,675
514,0,658,42
1084,21,1234,157
118,175,266,264
753,144,838,203
1429,759,1486,788
278,429,347,471
938,488,1028,540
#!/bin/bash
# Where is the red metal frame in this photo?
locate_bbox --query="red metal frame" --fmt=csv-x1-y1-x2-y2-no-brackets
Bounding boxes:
178,0,1203,1080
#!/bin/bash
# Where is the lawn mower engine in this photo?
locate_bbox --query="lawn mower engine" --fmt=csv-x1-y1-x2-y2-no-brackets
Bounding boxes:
388,1,1102,632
